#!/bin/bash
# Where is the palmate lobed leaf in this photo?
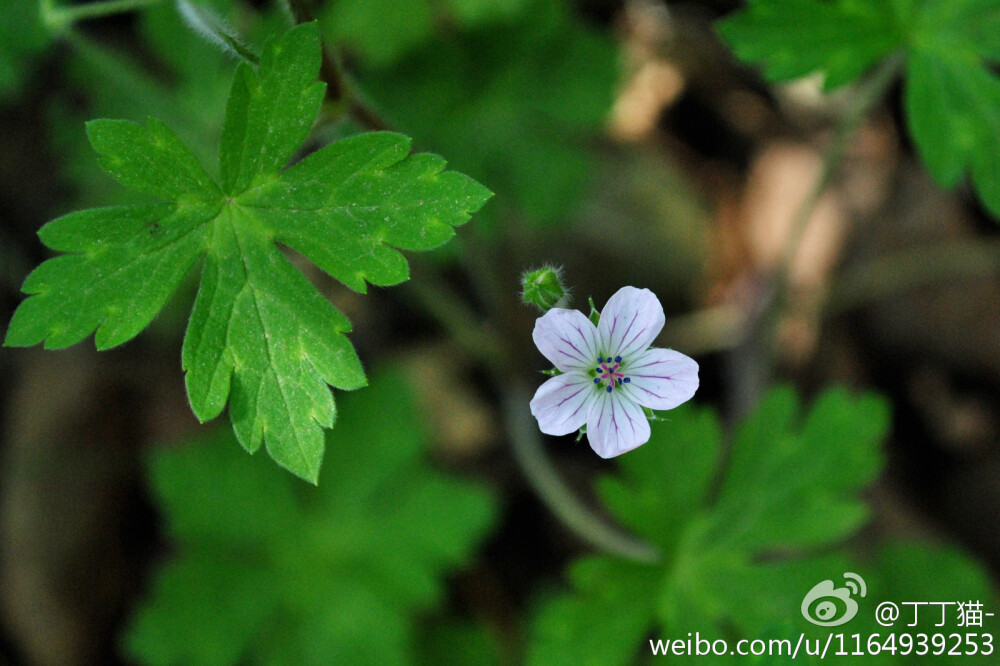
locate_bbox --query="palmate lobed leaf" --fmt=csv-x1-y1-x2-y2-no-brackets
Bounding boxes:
904,11,1000,214
124,369,497,666
528,387,894,663
3,22,492,482
718,0,1000,219
531,388,998,663
716,0,906,91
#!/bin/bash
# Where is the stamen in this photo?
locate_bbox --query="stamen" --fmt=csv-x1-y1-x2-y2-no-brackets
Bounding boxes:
595,355,628,393
624,377,630,383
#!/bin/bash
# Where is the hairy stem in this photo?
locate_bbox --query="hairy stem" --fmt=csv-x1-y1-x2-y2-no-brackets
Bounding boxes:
176,0,259,65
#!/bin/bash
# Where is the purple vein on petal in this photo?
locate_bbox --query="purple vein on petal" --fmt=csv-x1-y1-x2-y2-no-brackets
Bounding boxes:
630,356,670,371
554,383,589,413
555,334,588,363
620,323,647,354
630,381,671,401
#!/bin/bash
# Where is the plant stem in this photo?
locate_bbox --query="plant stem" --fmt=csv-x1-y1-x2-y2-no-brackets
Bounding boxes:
176,0,259,65
503,386,660,563
41,0,166,31
404,267,505,375
774,53,905,290
732,53,905,415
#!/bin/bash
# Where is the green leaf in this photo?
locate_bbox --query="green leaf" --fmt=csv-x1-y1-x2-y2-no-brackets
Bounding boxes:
874,542,998,614
716,0,907,91
718,0,1000,218
415,618,504,666
904,3,1000,214
86,118,220,200
219,23,325,194
529,387,892,662
6,204,213,350
4,23,492,481
815,542,999,665
528,557,660,666
707,387,887,551
595,402,721,552
123,369,497,666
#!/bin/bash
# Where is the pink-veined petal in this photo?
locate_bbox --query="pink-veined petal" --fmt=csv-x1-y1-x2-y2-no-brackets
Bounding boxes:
530,372,600,436
532,308,600,372
596,286,665,360
587,390,650,458
624,348,699,411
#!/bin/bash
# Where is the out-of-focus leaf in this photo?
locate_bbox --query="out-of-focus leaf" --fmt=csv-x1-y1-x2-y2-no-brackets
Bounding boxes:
529,388,891,662
124,369,497,665
321,0,528,66
359,0,618,224
904,3,1000,214
718,0,1000,218
0,0,49,101
530,385,997,663
415,618,504,666
716,0,907,91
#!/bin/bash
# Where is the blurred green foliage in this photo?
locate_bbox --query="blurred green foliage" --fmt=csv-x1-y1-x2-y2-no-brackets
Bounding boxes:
124,369,498,665
321,0,529,66
356,0,619,225
0,0,48,101
718,0,1000,217
528,387,997,664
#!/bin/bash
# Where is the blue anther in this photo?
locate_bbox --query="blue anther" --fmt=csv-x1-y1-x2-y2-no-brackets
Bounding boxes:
595,367,602,374
597,356,604,363
593,378,600,384
605,385,612,393
615,355,622,363
617,378,622,386
624,377,631,383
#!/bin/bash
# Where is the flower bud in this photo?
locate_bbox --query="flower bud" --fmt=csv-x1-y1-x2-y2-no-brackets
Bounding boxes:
521,266,568,311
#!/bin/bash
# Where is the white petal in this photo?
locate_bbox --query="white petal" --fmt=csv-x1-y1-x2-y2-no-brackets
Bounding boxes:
532,308,600,372
587,390,650,458
623,348,699,411
530,372,599,436
596,287,665,360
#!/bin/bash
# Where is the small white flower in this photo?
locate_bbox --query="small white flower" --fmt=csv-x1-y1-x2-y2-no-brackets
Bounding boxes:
529,286,699,458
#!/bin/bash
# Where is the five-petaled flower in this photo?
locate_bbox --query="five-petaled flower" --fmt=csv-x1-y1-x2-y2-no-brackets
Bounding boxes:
529,286,699,458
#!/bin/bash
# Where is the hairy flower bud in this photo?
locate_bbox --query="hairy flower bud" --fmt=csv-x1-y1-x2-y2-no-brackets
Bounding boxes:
521,266,568,311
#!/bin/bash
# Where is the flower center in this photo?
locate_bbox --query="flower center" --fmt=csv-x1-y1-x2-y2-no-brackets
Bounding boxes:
593,355,631,393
